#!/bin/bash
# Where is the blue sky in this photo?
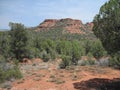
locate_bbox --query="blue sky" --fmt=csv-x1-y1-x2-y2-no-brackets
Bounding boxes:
0,0,108,29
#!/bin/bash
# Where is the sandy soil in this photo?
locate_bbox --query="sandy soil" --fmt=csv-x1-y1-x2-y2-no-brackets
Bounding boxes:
2,58,120,90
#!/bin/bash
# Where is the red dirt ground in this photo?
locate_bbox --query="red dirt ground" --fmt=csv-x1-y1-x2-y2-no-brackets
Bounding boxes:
2,58,120,90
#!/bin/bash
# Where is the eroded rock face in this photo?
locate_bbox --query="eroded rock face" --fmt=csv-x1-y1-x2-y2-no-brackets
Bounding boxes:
85,22,94,30
39,19,58,28
35,18,93,34
61,18,85,34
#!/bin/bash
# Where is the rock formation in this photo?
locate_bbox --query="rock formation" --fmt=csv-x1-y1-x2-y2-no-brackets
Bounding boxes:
35,18,93,34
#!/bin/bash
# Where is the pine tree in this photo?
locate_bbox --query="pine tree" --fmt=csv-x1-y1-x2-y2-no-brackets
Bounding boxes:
9,22,29,60
93,0,120,54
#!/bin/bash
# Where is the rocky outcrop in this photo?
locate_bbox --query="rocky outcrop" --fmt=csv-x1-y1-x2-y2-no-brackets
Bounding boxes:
85,22,94,30
35,19,58,31
35,18,93,34
39,19,58,28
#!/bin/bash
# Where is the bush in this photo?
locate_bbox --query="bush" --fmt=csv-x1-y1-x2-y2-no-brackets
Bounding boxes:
85,40,107,60
91,41,107,60
0,65,22,83
109,51,120,69
71,41,85,65
5,66,22,80
0,68,6,83
9,22,30,60
78,59,95,66
94,57,109,66
56,40,72,56
59,55,71,69
0,55,7,63
0,56,22,83
0,32,11,59
41,51,51,62
26,47,41,59
50,50,57,60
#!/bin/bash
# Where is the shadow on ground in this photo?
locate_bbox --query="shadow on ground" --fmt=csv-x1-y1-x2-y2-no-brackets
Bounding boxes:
73,78,120,90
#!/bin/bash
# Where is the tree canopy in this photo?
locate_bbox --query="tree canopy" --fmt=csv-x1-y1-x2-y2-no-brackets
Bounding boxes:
9,22,30,60
93,0,120,54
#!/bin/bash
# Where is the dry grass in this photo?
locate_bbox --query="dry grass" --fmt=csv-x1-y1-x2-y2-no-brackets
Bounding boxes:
35,74,45,78
17,79,24,84
33,77,41,81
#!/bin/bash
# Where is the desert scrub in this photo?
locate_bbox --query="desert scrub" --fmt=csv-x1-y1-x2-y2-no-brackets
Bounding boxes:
79,59,95,66
0,58,22,83
49,75,56,78
33,77,41,81
47,76,65,84
36,74,45,77
109,51,120,69
47,75,65,84
59,55,71,69
55,79,65,84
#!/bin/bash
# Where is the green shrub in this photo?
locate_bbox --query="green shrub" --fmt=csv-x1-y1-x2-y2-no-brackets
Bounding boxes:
50,50,57,60
5,66,22,80
0,65,22,83
84,40,107,60
41,52,51,62
91,41,107,60
56,40,72,56
0,32,11,59
59,55,71,69
87,59,95,65
84,40,93,55
0,55,7,63
109,51,120,69
0,56,22,83
79,60,95,66
71,41,85,65
0,68,6,83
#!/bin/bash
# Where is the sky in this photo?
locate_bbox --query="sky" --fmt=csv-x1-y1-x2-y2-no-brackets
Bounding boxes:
0,0,109,29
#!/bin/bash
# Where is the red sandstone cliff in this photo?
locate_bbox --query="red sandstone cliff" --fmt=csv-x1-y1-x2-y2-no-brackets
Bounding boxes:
35,18,93,34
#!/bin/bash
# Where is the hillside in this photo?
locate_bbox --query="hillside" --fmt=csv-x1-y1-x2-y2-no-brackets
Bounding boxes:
27,18,96,40
34,18,93,34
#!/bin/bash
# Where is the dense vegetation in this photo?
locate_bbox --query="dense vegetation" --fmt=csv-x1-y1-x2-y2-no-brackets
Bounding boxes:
93,0,120,69
0,22,107,68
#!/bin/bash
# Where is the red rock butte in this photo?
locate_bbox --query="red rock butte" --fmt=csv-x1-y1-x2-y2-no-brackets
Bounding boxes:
35,18,93,34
